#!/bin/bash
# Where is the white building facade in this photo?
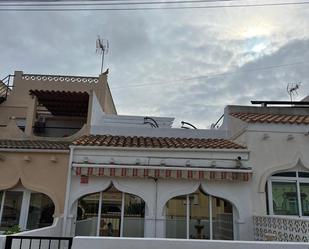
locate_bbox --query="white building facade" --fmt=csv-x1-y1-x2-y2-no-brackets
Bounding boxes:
60,96,309,242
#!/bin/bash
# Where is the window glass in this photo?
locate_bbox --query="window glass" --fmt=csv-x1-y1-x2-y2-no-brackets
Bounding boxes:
123,193,145,237
273,172,296,177
75,192,100,236
272,182,298,215
298,172,309,178
189,190,210,240
300,183,309,216
212,196,233,240
166,195,187,239
26,193,55,230
0,191,23,230
100,186,122,237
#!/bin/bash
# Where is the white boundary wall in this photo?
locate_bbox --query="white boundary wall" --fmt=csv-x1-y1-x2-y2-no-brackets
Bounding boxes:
72,237,309,249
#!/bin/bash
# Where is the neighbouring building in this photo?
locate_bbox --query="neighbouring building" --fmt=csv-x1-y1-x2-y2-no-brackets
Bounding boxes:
0,71,116,233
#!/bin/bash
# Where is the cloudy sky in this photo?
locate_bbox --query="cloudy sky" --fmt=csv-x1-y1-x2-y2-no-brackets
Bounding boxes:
1,1,309,128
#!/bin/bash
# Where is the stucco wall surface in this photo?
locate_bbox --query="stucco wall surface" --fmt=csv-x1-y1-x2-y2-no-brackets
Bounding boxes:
0,151,69,215
235,126,309,215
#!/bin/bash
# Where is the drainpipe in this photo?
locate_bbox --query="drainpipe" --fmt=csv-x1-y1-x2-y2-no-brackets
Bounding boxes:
62,146,74,236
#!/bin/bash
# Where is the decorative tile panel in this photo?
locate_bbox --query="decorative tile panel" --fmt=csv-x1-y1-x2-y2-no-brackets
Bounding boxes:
22,74,99,83
253,215,309,242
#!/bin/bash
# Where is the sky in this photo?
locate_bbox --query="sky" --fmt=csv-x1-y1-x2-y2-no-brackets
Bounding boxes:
1,1,309,128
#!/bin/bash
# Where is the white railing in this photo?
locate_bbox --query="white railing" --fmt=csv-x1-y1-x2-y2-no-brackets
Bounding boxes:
22,74,99,83
253,215,309,242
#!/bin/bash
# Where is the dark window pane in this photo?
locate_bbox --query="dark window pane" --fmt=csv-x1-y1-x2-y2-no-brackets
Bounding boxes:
123,193,145,237
75,192,100,236
189,189,210,240
26,193,54,230
0,191,23,230
212,197,233,240
272,182,298,215
298,172,309,178
166,195,187,239
300,183,309,216
273,172,296,177
100,185,122,237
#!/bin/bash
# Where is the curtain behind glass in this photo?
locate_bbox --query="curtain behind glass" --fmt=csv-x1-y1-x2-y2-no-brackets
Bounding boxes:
300,183,309,216
272,182,298,215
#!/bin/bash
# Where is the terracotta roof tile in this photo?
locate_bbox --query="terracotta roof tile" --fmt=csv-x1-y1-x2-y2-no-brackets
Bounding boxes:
0,140,70,150
230,112,309,125
73,135,245,150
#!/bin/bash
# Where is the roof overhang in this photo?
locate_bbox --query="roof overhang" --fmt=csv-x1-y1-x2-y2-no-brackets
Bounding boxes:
30,90,89,117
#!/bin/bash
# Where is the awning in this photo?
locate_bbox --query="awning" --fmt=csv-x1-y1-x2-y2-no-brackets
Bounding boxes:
73,165,252,182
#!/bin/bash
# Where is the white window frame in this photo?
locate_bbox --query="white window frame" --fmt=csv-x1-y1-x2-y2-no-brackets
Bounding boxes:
268,171,309,217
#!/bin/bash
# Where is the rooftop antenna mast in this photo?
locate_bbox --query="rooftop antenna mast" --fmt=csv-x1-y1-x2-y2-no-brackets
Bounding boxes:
287,82,301,102
96,36,109,74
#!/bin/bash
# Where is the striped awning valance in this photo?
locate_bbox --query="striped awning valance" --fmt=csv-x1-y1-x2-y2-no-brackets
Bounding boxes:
73,166,252,182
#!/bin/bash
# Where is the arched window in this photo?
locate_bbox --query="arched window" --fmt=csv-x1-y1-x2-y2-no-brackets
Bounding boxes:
0,189,54,231
267,171,309,216
165,188,233,240
76,185,145,237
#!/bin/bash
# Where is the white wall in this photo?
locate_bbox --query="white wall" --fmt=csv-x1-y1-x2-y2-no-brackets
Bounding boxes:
233,125,309,216
0,236,5,249
66,175,252,240
16,217,62,237
72,237,309,249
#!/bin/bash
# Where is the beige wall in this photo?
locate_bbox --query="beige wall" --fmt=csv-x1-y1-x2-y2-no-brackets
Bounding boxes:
0,150,69,216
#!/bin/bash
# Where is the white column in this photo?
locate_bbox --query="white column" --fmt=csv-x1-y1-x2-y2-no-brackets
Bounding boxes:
296,180,302,216
267,180,274,215
209,196,213,240
120,192,125,237
97,192,103,236
0,192,5,225
20,190,31,230
186,195,190,239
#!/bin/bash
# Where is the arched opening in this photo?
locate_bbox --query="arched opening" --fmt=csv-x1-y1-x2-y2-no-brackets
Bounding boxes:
165,188,233,240
0,188,54,232
266,170,309,216
75,184,145,237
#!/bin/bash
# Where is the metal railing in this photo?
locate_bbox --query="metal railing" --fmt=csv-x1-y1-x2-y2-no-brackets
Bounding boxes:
0,75,14,103
4,236,73,249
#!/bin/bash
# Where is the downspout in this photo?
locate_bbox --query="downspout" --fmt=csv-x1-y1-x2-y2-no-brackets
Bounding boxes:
62,146,74,236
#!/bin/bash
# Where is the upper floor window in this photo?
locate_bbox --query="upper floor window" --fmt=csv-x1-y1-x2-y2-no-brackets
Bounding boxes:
267,171,309,216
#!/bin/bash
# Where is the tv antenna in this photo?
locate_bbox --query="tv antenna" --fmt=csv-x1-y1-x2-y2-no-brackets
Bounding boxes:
287,82,301,102
96,36,109,74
